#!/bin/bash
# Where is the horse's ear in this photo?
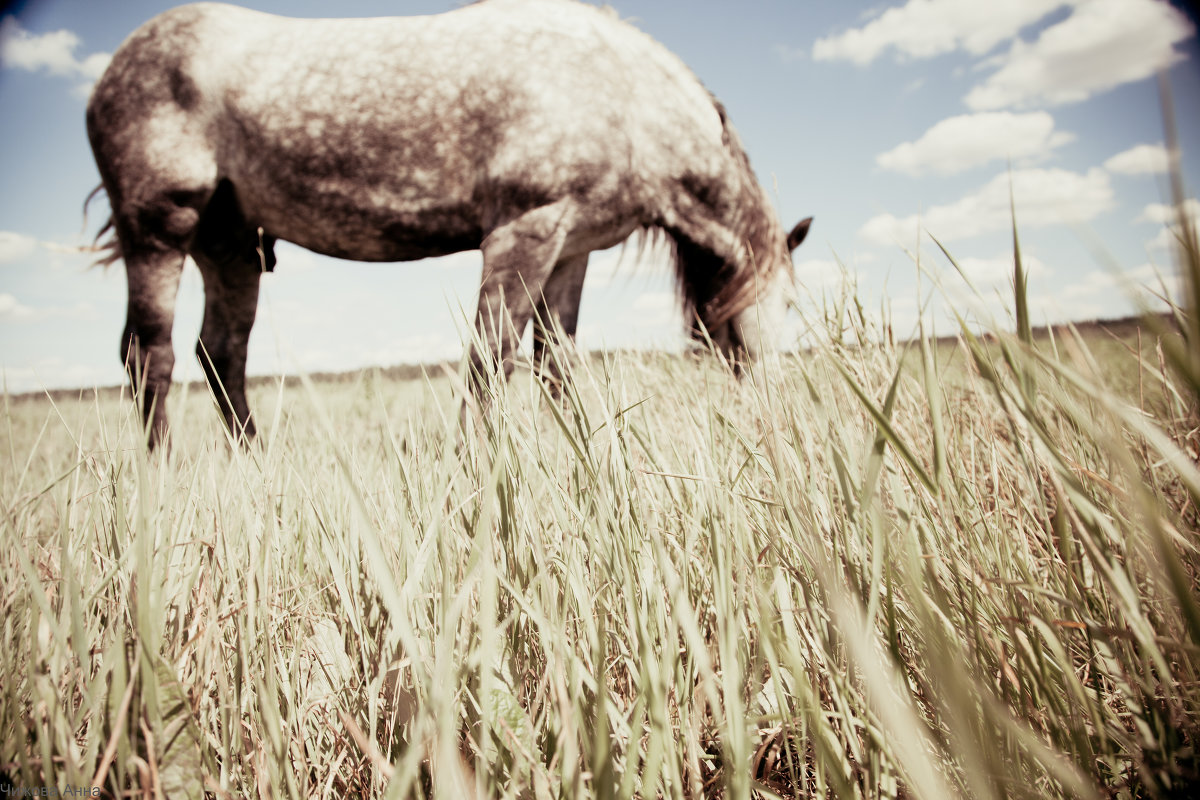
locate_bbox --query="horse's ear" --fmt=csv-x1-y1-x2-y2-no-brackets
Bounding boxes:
787,217,812,252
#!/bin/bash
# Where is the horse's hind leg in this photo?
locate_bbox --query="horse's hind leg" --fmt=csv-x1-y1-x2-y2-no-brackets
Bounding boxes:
532,253,588,392
112,186,215,448
92,104,217,448
190,183,265,444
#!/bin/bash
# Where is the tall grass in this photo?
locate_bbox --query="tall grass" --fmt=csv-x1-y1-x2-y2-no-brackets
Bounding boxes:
3,205,1199,798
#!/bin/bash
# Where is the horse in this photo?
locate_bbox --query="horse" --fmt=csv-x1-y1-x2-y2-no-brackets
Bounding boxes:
86,0,812,449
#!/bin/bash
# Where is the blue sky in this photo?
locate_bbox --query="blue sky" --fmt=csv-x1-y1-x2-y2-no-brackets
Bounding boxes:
1,0,1197,392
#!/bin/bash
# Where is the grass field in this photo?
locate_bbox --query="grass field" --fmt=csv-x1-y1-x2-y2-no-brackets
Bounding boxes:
3,225,1200,799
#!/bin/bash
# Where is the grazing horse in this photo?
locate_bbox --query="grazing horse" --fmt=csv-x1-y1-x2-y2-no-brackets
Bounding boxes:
86,0,812,449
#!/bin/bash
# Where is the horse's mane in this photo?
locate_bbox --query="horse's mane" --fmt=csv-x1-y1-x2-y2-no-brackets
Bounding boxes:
669,99,783,334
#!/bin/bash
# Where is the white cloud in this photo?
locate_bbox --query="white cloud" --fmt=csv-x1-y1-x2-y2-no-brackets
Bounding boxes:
860,167,1114,245
0,230,128,268
0,358,117,393
1144,224,1200,255
0,293,97,323
1140,198,1200,254
810,0,1193,109
1145,226,1173,253
77,51,110,80
887,260,1171,332
965,0,1194,109
950,253,1050,285
0,16,110,93
1061,263,1181,309
860,214,923,248
812,0,1073,65
794,258,852,292
0,231,38,263
1136,197,1200,225
0,293,36,320
877,111,1074,176
1104,143,1173,175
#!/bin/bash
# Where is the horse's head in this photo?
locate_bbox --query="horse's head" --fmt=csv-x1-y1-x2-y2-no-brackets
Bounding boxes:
713,216,811,368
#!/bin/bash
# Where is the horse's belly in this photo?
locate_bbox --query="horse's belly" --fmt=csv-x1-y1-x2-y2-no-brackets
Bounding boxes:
241,180,483,262
283,227,482,263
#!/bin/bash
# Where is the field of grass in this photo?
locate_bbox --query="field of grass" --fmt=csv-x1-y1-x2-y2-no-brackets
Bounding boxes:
3,231,1200,799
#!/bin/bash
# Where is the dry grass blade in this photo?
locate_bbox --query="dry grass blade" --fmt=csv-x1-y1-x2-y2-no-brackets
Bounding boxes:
3,190,1199,798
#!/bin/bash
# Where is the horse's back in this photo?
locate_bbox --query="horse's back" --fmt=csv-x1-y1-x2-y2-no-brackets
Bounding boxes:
95,0,723,166
88,0,735,260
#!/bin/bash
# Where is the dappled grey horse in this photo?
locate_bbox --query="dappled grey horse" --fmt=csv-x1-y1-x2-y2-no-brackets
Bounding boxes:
87,0,812,448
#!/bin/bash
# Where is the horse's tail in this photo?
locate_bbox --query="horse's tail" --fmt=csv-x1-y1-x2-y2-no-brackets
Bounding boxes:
83,183,121,268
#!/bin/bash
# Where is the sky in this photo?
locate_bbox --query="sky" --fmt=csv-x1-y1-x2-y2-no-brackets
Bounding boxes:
0,0,1198,393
